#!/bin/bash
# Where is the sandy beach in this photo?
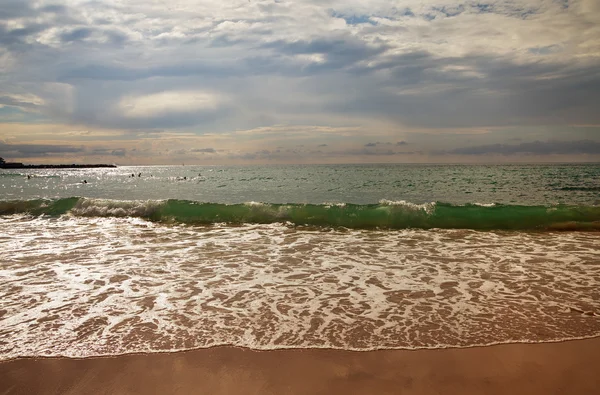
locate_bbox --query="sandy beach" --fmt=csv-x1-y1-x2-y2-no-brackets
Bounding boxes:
2,337,599,395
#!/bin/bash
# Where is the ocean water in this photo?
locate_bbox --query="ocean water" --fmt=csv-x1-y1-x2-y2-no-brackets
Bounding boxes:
1,164,599,359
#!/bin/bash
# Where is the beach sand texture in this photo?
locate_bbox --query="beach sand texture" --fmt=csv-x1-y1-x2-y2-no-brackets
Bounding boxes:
2,337,600,395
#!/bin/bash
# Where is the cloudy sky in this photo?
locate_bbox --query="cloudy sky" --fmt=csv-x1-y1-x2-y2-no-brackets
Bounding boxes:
1,0,599,164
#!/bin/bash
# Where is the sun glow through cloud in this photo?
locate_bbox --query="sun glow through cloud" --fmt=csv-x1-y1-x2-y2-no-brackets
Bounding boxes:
119,91,223,118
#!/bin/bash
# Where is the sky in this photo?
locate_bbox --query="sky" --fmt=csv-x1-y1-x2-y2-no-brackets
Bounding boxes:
0,0,599,165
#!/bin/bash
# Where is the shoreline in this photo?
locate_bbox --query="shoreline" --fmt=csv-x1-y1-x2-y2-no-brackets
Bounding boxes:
2,337,600,394
3,333,600,362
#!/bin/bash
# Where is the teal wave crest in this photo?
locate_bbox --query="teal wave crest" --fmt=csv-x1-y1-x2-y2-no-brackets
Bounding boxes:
1,198,599,231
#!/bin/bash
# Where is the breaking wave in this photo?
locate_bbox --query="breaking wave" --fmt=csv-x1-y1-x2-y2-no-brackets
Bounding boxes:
1,197,599,230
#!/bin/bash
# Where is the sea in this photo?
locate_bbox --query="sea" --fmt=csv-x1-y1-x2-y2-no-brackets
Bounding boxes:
1,163,599,359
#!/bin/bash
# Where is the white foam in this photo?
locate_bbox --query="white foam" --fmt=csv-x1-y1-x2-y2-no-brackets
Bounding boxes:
323,202,346,208
378,199,436,213
244,201,265,207
69,198,164,217
1,215,599,360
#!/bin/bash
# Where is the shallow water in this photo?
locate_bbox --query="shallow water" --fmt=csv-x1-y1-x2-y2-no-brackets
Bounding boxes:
1,215,599,359
1,164,599,360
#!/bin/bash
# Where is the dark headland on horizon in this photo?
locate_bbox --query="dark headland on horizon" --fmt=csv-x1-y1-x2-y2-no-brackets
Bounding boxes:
0,158,116,169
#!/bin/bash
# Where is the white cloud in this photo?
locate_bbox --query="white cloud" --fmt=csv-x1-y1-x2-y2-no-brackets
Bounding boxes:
119,90,223,118
1,93,45,106
294,53,327,64
0,0,598,163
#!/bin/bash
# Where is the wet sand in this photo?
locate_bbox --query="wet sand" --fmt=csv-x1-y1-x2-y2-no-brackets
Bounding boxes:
2,338,600,395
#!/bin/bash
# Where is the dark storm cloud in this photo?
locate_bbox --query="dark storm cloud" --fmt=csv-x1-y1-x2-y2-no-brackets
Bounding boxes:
27,15,599,133
0,23,50,47
0,1,75,47
49,37,600,131
57,41,378,83
349,50,432,76
58,65,144,81
39,4,69,15
56,27,129,46
262,36,389,70
12,45,600,133
334,51,600,128
59,27,94,43
265,37,385,57
58,35,385,82
448,140,600,155
0,0,69,19
0,0,34,19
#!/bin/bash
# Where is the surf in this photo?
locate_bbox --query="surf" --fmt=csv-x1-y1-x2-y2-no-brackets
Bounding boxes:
1,197,599,231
